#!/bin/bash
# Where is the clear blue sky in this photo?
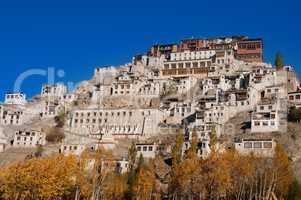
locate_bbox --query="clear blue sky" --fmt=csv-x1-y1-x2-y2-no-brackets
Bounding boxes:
0,0,300,100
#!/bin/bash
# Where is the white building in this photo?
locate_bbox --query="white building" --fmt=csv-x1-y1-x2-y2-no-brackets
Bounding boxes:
175,76,198,95
69,108,163,138
251,99,282,133
94,66,118,84
169,50,216,61
288,91,301,107
0,127,7,152
41,83,67,98
0,104,24,126
111,72,138,96
91,84,111,104
41,100,64,118
4,92,27,105
136,142,158,159
234,138,276,157
59,144,87,156
13,129,46,148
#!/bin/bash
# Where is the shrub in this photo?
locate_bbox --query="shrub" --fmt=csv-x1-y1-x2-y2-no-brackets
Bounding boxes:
288,107,301,122
46,127,65,143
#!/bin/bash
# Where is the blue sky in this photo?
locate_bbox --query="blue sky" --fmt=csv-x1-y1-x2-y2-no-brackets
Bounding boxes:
0,0,300,100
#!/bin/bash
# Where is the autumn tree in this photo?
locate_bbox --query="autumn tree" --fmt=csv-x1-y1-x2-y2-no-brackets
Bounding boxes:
102,173,128,200
132,159,156,200
0,155,78,200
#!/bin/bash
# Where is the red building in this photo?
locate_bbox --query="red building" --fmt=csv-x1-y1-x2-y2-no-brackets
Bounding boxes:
178,38,208,51
149,44,177,59
235,38,263,63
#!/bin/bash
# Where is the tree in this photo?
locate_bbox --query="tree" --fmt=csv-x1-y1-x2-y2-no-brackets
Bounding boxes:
103,173,128,200
132,162,156,200
0,155,78,200
288,106,301,122
34,145,44,157
210,126,217,150
171,129,184,166
273,144,294,198
287,179,301,200
128,142,137,172
275,52,284,70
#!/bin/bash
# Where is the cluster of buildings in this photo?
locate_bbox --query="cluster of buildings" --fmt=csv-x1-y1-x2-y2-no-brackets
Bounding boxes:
0,35,300,166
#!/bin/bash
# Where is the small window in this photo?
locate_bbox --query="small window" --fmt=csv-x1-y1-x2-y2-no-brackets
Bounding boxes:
254,142,262,148
244,142,252,148
263,142,272,148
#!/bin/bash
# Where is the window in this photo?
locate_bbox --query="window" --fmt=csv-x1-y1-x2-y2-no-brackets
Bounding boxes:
254,142,262,148
263,142,272,148
262,121,268,126
254,121,260,126
149,146,153,151
143,146,147,151
260,106,264,110
137,146,141,151
296,95,301,100
244,142,252,148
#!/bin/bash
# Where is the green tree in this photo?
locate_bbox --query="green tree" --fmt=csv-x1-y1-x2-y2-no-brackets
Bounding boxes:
128,142,137,171
210,126,217,148
54,111,66,128
171,129,184,166
287,179,301,200
275,52,284,70
288,106,301,122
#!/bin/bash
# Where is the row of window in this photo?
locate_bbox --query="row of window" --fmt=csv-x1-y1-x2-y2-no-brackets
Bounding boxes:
16,136,35,141
164,61,211,69
253,120,276,126
6,94,24,99
74,110,153,118
243,141,273,149
72,124,139,133
136,145,155,152
266,88,280,94
238,43,261,50
258,105,274,111
289,94,301,101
